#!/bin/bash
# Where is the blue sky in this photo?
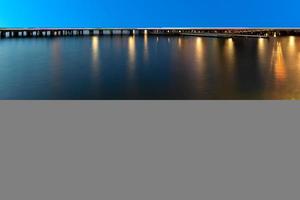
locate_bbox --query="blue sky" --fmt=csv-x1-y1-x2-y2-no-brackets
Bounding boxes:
1,0,300,27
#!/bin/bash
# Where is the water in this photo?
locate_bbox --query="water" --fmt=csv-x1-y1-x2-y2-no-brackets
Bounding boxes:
0,35,300,99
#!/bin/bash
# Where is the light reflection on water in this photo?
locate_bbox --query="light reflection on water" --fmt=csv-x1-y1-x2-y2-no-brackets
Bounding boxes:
128,36,136,77
91,36,100,78
1,36,300,99
257,38,267,68
272,42,286,85
224,38,235,70
143,35,149,63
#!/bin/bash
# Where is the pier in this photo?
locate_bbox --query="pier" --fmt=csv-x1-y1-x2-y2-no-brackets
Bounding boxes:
1,28,300,39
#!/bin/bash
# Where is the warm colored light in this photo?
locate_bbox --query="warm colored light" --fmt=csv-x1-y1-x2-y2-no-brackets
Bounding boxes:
178,38,182,47
257,38,266,67
91,36,100,74
258,38,265,52
288,36,296,56
224,38,235,68
227,38,233,45
196,37,202,44
144,34,149,62
272,42,286,83
92,36,99,54
289,36,295,47
144,30,148,35
128,36,136,71
195,37,204,62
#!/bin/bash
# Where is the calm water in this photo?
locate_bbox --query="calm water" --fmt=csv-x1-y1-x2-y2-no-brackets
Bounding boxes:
0,35,300,99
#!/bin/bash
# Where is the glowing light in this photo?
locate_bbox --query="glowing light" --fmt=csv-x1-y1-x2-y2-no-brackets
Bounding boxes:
257,38,266,67
92,36,99,61
144,30,148,35
271,42,286,83
92,36,99,54
289,36,296,47
178,38,182,47
287,36,296,58
258,38,266,53
196,37,202,45
128,36,136,72
258,38,265,44
91,36,100,76
144,34,149,62
224,38,235,68
227,38,234,48
195,37,204,65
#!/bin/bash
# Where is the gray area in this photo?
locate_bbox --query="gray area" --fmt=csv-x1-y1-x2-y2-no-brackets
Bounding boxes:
0,101,299,200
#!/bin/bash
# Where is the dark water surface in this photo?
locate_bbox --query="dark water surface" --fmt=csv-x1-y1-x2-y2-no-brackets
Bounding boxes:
0,35,300,99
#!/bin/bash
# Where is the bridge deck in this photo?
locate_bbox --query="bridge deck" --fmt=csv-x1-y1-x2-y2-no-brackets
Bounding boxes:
1,28,300,39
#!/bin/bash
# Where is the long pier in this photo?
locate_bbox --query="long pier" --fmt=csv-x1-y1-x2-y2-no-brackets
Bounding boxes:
1,28,300,39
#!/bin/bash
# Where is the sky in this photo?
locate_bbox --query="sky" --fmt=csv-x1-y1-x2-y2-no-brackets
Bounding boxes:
0,0,300,28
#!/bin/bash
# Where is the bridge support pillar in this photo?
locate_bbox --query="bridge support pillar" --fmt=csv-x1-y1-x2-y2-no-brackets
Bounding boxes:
89,30,94,36
0,31,5,38
12,31,18,37
129,30,135,36
50,31,54,37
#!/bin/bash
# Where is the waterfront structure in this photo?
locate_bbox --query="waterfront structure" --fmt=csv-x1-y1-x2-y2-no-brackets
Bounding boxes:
1,28,300,39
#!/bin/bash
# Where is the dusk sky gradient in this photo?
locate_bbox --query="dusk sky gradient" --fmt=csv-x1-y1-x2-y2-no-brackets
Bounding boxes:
1,0,300,27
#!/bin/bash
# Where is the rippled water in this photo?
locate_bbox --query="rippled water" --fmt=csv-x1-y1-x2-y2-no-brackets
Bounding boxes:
0,35,300,99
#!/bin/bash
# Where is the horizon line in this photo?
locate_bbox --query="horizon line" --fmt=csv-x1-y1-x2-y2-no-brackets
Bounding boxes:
2,27,300,30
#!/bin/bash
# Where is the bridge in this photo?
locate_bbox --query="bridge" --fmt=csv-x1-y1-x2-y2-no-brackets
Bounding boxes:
1,28,300,39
